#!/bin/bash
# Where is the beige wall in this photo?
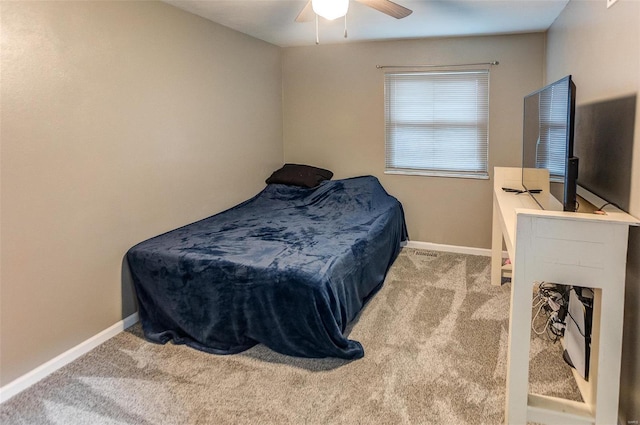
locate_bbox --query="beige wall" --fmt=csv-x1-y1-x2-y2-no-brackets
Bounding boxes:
282,34,545,247
0,1,283,385
5,1,636,413
546,0,640,421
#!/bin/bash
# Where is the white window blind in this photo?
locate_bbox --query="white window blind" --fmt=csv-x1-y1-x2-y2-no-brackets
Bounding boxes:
537,83,569,181
384,70,489,178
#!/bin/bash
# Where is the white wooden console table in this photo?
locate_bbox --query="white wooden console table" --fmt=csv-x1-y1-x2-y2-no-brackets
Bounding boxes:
491,167,639,425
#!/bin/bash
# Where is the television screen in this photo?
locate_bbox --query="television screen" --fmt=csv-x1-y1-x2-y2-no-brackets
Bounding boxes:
522,75,577,212
574,95,636,213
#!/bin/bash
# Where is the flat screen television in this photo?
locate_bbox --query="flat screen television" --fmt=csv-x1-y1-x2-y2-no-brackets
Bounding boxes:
574,95,636,213
521,75,578,212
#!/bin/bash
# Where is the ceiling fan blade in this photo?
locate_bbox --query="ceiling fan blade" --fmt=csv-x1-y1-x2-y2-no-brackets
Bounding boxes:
355,0,413,19
295,1,315,22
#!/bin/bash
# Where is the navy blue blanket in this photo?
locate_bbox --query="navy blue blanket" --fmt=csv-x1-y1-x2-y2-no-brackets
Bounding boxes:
126,176,407,359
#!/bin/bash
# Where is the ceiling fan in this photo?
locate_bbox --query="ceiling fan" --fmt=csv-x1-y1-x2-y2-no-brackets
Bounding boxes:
295,0,413,23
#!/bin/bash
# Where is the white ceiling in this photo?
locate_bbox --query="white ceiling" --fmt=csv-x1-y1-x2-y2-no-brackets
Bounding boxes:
163,0,570,47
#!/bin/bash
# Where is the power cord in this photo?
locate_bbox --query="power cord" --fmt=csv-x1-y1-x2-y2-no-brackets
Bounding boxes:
594,201,621,215
531,282,570,343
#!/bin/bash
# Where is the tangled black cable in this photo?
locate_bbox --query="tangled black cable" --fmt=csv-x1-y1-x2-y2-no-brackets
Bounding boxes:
531,282,570,343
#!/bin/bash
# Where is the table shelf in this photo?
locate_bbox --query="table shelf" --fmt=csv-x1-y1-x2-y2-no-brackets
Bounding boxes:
491,167,639,425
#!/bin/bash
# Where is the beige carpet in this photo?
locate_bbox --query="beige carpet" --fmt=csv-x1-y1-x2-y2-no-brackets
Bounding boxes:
0,249,580,424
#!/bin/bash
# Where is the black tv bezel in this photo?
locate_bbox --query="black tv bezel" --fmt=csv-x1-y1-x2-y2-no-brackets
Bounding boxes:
521,75,577,212
574,95,636,213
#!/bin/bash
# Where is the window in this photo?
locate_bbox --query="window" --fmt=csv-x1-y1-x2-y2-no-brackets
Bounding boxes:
384,70,489,179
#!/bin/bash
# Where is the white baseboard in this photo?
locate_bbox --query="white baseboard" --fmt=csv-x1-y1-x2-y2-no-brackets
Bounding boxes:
404,240,504,257
0,312,139,404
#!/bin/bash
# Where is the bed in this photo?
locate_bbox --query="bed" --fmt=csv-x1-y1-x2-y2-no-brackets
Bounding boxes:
126,174,407,360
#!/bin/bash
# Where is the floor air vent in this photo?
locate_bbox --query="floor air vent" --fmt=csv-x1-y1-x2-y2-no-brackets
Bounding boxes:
414,250,438,257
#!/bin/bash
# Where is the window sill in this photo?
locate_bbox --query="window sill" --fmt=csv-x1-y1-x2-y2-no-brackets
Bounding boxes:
384,169,489,180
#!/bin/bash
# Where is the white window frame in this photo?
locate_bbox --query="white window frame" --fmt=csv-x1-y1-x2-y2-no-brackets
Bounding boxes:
384,70,490,179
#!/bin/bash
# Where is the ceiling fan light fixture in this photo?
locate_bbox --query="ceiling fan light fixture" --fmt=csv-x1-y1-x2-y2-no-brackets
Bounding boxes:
311,0,349,20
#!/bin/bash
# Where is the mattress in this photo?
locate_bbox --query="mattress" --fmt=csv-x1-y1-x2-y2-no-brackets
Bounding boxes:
126,175,407,359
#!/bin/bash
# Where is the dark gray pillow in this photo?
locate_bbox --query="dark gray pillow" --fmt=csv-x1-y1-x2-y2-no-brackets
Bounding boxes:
265,164,333,188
